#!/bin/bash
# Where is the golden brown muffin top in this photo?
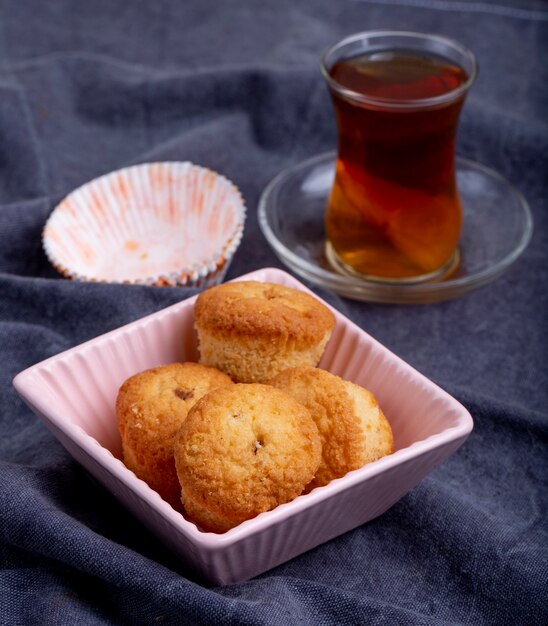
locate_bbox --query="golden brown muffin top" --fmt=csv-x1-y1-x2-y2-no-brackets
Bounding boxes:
116,362,233,446
174,383,321,532
270,366,393,490
194,281,336,346
116,362,233,509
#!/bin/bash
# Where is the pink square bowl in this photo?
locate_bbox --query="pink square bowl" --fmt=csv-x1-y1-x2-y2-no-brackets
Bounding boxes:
12,268,473,585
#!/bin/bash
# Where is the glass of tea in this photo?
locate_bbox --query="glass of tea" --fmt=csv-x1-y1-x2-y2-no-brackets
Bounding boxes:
321,31,477,283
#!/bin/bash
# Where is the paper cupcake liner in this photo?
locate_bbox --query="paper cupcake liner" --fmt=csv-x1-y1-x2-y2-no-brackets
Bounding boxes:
43,162,246,288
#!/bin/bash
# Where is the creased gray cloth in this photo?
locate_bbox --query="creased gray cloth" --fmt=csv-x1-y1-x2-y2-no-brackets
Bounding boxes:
1,1,547,624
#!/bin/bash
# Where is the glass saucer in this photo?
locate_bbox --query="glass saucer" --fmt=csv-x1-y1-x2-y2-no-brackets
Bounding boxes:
258,152,533,304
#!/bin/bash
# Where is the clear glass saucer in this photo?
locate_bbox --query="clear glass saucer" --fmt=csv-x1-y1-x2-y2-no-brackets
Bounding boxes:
258,152,533,304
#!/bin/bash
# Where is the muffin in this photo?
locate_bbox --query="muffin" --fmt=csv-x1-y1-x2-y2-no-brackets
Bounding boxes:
270,366,393,490
194,281,336,383
174,383,322,533
116,362,233,508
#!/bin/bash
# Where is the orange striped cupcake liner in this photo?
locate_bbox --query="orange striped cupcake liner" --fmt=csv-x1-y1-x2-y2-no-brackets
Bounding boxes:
43,162,246,288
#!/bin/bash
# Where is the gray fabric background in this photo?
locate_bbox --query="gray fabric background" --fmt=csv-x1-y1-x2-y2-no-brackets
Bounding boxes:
1,1,546,624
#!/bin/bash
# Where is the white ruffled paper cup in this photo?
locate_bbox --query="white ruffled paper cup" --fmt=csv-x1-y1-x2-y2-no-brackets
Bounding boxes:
43,162,246,288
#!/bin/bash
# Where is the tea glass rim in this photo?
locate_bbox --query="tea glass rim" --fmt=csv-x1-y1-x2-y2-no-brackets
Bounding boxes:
321,30,478,110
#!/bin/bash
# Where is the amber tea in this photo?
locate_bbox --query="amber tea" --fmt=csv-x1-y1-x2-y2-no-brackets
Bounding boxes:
323,33,476,281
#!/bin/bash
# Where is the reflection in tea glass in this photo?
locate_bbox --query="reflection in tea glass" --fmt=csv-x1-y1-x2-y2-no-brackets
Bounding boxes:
321,31,477,283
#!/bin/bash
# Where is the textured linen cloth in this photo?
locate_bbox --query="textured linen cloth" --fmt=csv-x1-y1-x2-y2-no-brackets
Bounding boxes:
1,1,547,624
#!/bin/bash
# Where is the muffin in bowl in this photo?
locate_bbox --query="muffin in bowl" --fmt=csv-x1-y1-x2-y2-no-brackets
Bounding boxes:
194,281,336,383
